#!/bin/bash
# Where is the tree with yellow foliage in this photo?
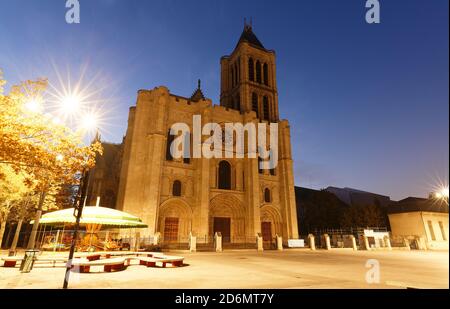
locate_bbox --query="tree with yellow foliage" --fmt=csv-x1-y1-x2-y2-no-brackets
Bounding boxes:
0,70,102,249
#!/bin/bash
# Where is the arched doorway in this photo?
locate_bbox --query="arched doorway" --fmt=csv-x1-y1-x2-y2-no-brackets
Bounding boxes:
158,199,192,243
210,194,245,243
260,205,283,243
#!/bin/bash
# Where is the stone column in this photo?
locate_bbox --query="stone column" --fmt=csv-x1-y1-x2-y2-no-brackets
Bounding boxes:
235,161,243,191
308,234,316,251
276,235,283,251
256,234,264,251
277,121,299,240
350,235,357,251
193,112,211,240
324,234,331,250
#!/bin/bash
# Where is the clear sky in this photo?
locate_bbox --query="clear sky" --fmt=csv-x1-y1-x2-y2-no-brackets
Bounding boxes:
0,0,448,200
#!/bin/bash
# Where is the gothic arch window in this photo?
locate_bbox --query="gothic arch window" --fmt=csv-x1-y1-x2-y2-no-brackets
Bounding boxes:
256,60,262,84
264,188,271,203
234,93,241,111
166,130,174,161
263,63,269,86
263,96,270,121
258,157,263,174
251,93,259,117
270,167,276,176
172,180,182,196
218,160,232,190
235,63,239,84
248,58,254,82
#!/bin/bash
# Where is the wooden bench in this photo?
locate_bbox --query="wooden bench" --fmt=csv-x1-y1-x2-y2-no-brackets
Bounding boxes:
1,256,67,268
70,257,127,273
138,256,184,268
82,251,165,260
1,256,23,267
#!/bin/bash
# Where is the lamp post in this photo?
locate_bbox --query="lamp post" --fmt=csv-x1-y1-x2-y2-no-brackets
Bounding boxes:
63,126,99,289
62,167,90,289
437,186,449,205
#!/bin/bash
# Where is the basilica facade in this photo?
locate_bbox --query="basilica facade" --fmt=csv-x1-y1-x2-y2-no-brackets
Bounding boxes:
94,25,299,244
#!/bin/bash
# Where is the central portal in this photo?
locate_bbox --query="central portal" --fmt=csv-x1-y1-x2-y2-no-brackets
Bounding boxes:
164,217,179,242
213,217,231,243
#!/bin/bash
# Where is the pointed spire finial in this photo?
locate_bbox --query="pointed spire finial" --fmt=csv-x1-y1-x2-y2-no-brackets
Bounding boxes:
244,17,252,31
198,79,201,89
92,129,101,144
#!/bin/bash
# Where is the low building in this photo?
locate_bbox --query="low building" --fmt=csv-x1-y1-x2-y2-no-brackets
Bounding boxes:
325,186,391,208
388,197,448,250
294,186,348,235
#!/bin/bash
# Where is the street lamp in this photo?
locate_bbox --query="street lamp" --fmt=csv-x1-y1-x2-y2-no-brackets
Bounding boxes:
63,116,99,289
434,186,449,202
61,95,81,115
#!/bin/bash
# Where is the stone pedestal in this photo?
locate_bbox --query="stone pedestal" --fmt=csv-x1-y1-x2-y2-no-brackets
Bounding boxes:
324,234,331,250
403,238,411,251
363,236,371,251
189,234,197,252
384,236,392,251
215,233,222,252
350,235,357,251
276,235,283,251
308,234,316,251
256,234,264,251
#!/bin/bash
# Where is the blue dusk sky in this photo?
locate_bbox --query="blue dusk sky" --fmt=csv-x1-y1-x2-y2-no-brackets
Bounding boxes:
0,0,448,200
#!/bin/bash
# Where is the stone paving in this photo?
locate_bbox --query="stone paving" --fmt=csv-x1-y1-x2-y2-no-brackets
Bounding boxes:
0,249,448,289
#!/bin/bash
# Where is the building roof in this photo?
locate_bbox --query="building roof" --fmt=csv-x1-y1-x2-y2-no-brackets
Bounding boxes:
325,186,391,207
388,197,449,214
235,24,265,50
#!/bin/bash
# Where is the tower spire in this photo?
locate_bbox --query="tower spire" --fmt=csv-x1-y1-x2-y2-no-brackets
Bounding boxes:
190,79,205,102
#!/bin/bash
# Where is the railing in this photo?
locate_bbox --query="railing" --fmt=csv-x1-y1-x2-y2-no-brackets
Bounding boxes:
4,229,278,252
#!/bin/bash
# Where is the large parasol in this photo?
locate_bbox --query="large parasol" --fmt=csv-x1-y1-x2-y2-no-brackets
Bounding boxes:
32,205,147,251
31,206,147,229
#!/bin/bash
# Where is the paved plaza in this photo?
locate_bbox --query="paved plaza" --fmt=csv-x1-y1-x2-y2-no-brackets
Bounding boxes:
0,249,448,289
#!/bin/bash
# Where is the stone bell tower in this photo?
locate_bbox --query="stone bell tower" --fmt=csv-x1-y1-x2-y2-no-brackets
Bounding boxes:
220,22,279,123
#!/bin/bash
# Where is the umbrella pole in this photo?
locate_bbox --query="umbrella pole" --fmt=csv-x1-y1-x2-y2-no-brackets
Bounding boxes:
61,224,65,251
54,230,60,253
63,168,89,289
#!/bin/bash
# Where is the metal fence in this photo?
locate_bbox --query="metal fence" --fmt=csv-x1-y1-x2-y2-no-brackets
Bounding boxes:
306,227,389,249
159,235,261,251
